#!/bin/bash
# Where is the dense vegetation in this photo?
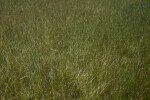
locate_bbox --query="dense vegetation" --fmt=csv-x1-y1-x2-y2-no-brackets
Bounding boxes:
0,0,150,99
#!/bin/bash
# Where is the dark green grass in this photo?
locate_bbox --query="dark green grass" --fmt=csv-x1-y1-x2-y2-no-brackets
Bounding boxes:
0,0,150,99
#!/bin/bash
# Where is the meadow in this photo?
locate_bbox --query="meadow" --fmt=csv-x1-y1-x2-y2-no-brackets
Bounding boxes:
0,0,150,99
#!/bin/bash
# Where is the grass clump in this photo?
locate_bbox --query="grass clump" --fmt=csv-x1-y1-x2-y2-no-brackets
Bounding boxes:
0,0,150,99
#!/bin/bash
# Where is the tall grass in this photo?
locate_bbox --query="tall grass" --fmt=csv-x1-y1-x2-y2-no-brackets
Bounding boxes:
0,0,150,99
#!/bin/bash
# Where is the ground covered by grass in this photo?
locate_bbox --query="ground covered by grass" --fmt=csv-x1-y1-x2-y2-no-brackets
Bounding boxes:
0,0,150,99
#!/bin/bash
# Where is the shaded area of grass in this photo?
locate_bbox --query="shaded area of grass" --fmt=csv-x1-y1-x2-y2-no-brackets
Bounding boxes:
0,0,150,99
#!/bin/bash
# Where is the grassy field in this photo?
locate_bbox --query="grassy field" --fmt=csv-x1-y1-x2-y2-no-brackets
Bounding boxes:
0,0,150,99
